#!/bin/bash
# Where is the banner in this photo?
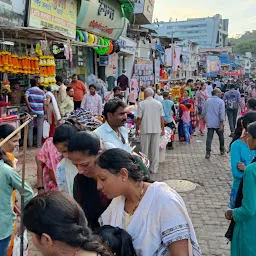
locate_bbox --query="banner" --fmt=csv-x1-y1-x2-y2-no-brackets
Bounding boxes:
28,0,77,38
206,56,220,73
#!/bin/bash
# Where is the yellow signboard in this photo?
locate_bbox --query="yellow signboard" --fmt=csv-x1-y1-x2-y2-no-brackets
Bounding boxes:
28,0,77,39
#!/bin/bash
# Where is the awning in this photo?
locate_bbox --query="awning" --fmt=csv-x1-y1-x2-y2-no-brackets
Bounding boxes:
0,26,69,42
0,26,108,48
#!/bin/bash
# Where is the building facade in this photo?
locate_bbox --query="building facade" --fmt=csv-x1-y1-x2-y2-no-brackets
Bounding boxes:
143,14,229,47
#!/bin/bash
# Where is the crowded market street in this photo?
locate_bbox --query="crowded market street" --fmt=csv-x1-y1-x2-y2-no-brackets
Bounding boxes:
16,125,232,256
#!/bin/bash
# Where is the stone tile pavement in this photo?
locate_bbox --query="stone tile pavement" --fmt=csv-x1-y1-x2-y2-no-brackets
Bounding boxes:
17,128,233,256
151,129,232,256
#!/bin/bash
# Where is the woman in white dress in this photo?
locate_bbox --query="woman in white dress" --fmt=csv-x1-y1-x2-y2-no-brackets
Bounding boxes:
95,148,201,256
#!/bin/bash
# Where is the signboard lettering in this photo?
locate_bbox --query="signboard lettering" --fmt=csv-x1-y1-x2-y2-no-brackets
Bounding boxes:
77,0,125,41
28,0,77,39
98,0,115,20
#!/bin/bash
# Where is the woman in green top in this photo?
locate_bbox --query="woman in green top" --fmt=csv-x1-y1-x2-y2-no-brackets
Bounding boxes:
0,148,34,255
225,121,256,256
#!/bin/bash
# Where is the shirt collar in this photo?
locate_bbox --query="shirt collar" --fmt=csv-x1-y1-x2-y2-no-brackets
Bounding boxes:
146,96,153,100
105,122,123,133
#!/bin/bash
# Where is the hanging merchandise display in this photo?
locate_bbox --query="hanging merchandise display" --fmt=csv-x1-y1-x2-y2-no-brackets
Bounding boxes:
0,51,39,75
39,56,56,87
94,38,110,55
75,30,119,56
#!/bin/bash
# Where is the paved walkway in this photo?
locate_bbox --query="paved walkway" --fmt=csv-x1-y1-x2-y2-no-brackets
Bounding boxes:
152,129,232,256
18,128,232,256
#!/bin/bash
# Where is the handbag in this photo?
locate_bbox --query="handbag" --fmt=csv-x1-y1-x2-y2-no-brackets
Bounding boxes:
43,120,50,139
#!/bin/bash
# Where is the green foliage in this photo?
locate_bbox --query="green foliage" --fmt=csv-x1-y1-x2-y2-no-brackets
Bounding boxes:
230,31,256,54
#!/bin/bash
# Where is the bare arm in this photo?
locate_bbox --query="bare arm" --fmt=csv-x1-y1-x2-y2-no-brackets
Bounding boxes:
168,239,189,256
44,95,51,106
24,95,33,112
37,158,45,193
104,91,112,101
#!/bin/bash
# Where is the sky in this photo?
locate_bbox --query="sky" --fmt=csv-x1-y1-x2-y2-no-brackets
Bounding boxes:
153,0,256,37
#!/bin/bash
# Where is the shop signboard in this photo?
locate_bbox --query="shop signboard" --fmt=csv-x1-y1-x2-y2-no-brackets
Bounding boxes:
28,0,77,38
0,0,25,26
134,59,154,87
77,0,126,41
117,36,136,55
99,55,110,66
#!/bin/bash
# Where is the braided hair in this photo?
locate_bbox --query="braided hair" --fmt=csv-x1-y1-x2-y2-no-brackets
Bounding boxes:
23,191,112,256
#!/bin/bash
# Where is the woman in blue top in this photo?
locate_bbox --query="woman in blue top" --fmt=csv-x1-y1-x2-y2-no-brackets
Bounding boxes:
229,112,256,208
226,120,256,256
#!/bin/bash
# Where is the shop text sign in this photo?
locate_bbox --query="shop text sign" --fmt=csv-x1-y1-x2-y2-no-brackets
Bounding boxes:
28,0,77,38
77,0,125,41
98,0,114,20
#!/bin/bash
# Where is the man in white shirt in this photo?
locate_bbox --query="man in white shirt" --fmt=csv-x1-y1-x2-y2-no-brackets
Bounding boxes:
136,88,165,173
94,99,131,152
81,84,102,115
56,76,67,106
206,81,213,97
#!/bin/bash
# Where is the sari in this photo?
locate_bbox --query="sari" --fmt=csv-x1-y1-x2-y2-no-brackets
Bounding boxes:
45,91,61,137
56,158,78,196
178,97,195,141
99,182,201,256
37,137,62,191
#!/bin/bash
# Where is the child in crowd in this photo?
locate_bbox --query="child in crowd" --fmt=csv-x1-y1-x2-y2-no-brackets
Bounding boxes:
128,87,137,105
95,225,137,256
180,103,194,144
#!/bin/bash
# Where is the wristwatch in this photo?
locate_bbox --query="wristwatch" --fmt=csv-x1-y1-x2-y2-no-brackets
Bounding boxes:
37,186,45,191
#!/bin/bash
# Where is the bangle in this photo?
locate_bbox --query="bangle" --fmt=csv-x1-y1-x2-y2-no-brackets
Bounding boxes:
37,186,45,190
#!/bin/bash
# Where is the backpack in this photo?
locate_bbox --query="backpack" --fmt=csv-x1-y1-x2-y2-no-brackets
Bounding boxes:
226,91,238,110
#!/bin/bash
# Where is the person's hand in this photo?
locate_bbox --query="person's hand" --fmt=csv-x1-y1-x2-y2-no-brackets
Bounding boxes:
225,209,233,220
237,162,246,171
44,114,48,120
161,129,165,136
219,123,224,132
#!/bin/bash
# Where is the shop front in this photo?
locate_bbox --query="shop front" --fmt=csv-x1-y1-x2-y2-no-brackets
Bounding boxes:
76,0,127,84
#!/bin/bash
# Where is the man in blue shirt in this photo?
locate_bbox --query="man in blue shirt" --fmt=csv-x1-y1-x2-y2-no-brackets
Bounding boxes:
25,79,45,147
202,88,225,159
161,92,176,150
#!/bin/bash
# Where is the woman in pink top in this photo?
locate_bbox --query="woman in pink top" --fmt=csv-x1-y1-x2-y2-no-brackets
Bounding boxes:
180,104,194,144
37,137,62,192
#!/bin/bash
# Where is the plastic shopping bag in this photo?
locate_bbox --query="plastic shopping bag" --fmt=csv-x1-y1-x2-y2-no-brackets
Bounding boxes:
43,120,50,139
12,230,29,256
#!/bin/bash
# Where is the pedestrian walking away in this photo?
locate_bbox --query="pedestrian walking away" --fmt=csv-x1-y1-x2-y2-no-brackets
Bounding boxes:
223,84,242,137
202,88,225,159
136,88,165,173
